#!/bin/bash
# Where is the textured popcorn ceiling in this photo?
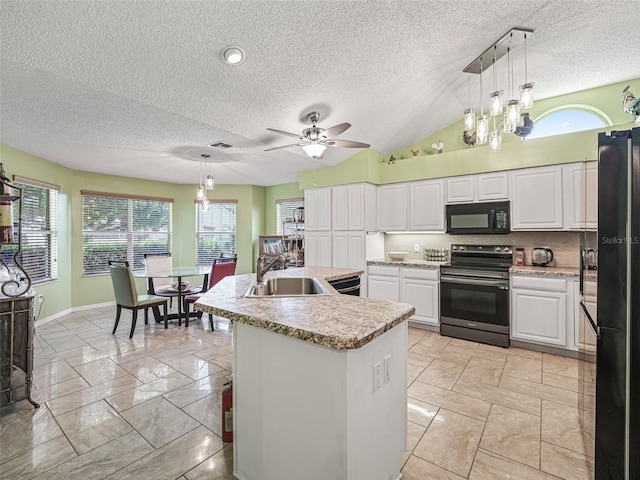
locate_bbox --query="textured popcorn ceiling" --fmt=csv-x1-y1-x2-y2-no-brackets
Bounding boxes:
1,1,639,186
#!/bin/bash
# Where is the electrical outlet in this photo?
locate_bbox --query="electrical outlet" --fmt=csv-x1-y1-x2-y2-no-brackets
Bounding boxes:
384,354,391,383
373,361,382,392
38,294,44,304
414,243,420,253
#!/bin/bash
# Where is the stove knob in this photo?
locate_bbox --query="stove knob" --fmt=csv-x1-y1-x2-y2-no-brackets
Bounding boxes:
459,246,465,251
504,247,512,254
452,246,458,251
494,246,502,252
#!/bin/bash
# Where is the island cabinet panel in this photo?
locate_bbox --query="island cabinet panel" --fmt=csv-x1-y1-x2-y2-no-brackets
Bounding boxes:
233,321,407,480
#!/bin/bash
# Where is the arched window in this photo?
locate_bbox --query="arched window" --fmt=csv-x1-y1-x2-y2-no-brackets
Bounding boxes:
528,106,610,139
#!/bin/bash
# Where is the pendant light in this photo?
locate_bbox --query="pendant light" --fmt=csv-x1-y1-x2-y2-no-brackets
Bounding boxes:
503,43,520,133
464,72,475,130
519,33,534,109
489,46,503,116
476,57,488,145
195,161,205,200
202,154,215,190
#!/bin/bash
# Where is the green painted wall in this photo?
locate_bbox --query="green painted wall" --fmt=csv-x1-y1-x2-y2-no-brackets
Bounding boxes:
298,78,640,187
263,182,304,234
0,145,267,316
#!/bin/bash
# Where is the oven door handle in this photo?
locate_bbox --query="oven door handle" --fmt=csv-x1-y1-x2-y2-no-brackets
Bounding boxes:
440,276,509,289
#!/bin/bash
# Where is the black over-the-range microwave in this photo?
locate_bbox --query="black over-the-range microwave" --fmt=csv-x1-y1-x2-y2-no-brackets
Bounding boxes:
445,201,510,234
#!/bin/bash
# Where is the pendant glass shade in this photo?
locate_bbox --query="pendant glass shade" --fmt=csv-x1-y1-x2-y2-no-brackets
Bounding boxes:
489,130,502,152
476,114,488,145
201,197,210,212
205,175,215,190
489,91,503,116
464,108,476,130
302,143,327,159
519,83,534,109
196,185,205,200
506,99,521,124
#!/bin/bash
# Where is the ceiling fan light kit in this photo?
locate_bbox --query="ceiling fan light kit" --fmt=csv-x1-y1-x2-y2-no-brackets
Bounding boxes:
265,111,370,159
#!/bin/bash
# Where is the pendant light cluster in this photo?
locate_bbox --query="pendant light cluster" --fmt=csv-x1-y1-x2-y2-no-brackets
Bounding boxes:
196,154,215,212
462,28,534,152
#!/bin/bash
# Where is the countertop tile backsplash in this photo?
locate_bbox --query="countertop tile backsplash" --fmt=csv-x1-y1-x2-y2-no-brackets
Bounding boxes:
385,231,581,268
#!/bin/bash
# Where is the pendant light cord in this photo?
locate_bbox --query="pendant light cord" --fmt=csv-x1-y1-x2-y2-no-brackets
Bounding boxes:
480,57,484,114
524,33,528,84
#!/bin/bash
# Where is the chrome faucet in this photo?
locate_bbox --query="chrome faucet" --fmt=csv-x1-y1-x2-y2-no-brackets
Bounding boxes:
256,254,286,283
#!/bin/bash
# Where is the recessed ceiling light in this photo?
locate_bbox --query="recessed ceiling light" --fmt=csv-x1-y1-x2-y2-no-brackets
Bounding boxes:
222,46,246,65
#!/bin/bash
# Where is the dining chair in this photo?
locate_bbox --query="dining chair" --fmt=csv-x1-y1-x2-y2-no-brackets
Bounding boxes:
183,260,237,329
218,252,238,263
143,252,178,307
108,261,168,338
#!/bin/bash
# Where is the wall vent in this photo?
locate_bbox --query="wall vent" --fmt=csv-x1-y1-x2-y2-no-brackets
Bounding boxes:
209,141,240,151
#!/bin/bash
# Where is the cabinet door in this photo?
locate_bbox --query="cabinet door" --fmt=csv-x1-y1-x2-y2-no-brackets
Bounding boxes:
316,231,332,267
316,188,332,231
332,232,349,268
368,275,400,302
562,163,582,230
409,180,445,231
510,166,563,230
347,232,366,270
477,172,508,201
400,278,439,326
582,162,598,231
305,232,318,266
347,184,365,231
304,189,318,230
511,288,567,346
377,184,407,231
446,176,474,203
332,186,349,231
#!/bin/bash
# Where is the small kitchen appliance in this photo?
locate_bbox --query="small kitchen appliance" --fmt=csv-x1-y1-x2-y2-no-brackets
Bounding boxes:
531,247,554,266
445,201,510,235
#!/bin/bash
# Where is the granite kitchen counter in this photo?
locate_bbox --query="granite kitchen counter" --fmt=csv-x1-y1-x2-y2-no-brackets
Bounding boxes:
194,266,415,350
510,265,596,280
367,258,447,268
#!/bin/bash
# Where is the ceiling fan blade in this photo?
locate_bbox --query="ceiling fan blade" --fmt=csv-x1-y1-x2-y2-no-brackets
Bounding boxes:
264,143,306,152
266,128,304,140
323,139,370,148
320,122,351,139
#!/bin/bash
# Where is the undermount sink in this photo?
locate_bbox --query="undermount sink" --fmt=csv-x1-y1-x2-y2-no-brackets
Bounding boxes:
245,277,329,297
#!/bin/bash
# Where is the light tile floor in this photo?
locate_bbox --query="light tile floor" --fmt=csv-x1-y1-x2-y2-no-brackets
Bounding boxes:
0,307,592,479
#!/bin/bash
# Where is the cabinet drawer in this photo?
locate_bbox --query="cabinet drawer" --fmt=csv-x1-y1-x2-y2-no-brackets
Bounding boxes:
401,267,439,281
511,275,567,292
368,265,400,277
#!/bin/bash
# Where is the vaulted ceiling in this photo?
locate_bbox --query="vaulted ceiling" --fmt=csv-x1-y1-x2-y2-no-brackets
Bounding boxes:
1,1,639,186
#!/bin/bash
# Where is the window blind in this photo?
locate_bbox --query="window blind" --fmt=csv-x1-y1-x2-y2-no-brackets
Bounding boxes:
82,194,172,274
3,181,59,283
196,202,236,265
276,198,304,235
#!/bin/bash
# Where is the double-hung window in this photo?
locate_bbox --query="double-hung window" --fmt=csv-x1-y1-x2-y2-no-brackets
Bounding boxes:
81,191,172,274
3,176,59,284
196,201,236,265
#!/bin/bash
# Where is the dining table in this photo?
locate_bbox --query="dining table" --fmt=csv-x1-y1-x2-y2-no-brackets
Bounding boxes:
132,266,210,324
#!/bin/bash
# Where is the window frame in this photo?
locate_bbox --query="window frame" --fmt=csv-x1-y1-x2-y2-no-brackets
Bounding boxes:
195,200,237,266
529,105,611,139
7,176,60,285
81,191,173,275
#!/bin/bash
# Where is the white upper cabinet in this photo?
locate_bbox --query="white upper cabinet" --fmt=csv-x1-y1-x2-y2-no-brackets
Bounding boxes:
446,173,507,203
446,176,475,203
377,184,408,231
331,186,349,231
510,166,564,230
332,183,376,231
562,162,598,231
408,180,446,231
305,188,332,231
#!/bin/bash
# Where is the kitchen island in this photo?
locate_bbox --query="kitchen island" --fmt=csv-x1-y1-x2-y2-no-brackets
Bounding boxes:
195,267,415,480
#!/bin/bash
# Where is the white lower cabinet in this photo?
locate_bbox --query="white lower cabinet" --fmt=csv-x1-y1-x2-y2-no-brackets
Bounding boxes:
367,266,400,302
400,268,439,327
511,275,569,348
368,266,439,327
305,231,332,267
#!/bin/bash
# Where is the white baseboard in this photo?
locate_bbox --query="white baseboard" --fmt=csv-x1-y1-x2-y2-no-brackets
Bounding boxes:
36,301,116,325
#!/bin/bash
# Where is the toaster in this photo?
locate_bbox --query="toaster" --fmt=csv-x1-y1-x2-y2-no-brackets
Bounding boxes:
531,247,554,266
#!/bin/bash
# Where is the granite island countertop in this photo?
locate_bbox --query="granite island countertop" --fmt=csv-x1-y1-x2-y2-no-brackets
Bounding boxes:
194,266,415,350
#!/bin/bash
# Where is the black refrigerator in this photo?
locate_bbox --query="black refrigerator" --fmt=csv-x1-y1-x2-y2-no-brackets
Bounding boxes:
579,127,640,480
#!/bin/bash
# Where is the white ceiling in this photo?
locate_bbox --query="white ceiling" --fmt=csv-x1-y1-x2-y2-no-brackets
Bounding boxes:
1,1,639,187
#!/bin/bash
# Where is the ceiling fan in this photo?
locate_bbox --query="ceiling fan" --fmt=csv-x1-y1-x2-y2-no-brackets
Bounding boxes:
265,111,370,159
